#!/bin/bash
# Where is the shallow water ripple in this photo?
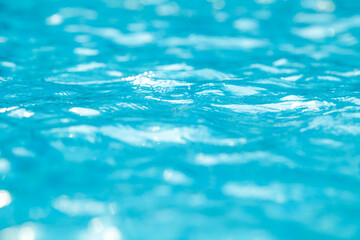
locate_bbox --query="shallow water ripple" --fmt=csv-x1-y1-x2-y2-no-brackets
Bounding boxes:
1,0,360,239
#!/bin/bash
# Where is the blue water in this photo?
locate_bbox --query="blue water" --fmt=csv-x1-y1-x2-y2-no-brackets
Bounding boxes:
1,0,360,239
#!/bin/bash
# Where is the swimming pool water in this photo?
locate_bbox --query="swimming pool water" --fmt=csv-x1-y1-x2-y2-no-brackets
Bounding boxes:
1,0,360,239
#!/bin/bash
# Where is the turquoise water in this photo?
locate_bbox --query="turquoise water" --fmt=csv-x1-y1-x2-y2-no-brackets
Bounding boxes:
1,0,360,239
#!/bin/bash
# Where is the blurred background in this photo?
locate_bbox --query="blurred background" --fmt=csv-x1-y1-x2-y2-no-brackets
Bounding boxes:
1,0,360,239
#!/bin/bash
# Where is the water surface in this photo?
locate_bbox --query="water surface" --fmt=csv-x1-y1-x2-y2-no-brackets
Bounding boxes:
1,0,360,239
